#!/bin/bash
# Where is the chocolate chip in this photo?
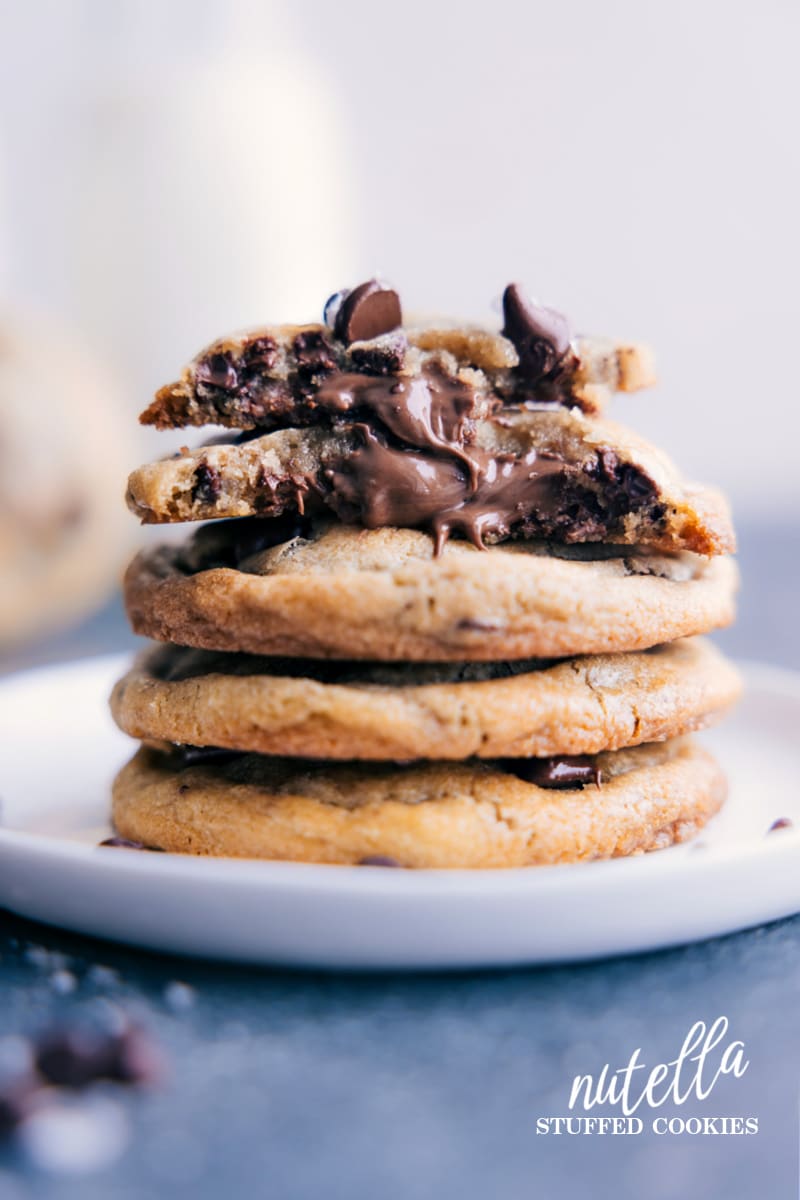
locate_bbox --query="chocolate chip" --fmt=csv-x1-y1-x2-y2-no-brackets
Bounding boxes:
768,817,794,833
292,330,338,377
192,463,221,505
501,283,571,383
196,352,238,391
348,333,407,375
241,335,278,371
358,855,403,868
0,1083,36,1139
35,1030,114,1089
499,755,602,789
35,1026,162,1089
595,448,657,506
333,280,402,345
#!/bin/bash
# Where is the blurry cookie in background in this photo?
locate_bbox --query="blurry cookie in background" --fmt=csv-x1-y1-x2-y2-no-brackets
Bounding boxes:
0,315,132,648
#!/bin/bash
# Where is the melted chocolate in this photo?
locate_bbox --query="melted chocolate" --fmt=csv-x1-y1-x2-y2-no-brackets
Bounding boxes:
172,293,662,552
154,744,601,796
153,645,541,686
499,755,602,789
315,366,482,473
327,429,570,551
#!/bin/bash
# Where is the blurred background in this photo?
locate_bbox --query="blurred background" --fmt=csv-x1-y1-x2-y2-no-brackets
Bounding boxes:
0,0,797,661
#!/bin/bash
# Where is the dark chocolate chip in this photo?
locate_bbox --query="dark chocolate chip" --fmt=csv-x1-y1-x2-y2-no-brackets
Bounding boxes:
0,1083,36,1139
196,352,238,390
595,448,657,506
35,1026,162,1089
35,1030,115,1088
292,330,338,376
241,335,278,371
358,855,403,868
499,755,602,789
501,283,572,383
191,463,222,505
768,817,794,833
348,333,407,375
333,280,402,345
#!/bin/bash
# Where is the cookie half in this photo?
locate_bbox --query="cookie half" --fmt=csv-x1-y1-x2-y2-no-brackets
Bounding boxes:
140,312,653,431
125,522,738,661
126,407,734,558
111,639,741,761
111,738,726,867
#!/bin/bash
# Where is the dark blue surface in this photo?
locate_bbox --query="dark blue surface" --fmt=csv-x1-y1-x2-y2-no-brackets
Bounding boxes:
0,522,797,1200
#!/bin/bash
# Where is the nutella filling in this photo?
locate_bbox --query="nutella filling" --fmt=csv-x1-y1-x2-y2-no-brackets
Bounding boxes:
326,430,570,552
314,365,482,475
160,744,602,791
151,644,553,686
232,363,661,552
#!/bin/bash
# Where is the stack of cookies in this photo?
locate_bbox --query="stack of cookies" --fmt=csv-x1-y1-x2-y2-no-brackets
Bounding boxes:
109,281,741,868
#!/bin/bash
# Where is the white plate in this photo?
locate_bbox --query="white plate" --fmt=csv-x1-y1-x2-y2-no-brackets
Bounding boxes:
0,654,798,969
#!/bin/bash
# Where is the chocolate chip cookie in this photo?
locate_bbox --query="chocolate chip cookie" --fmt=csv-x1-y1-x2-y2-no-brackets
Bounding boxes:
126,406,734,557
141,281,654,432
111,638,741,760
111,737,726,867
124,522,738,661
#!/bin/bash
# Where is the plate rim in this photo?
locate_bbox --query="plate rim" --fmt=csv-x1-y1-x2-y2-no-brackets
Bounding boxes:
0,652,798,899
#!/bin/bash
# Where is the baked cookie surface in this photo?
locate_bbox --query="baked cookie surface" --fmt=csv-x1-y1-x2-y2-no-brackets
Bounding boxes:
125,522,739,661
111,737,726,867
111,638,742,760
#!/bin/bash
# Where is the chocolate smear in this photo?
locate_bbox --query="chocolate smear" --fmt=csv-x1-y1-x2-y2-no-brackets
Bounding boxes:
502,283,572,384
333,280,402,344
358,855,403,868
328,430,571,552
